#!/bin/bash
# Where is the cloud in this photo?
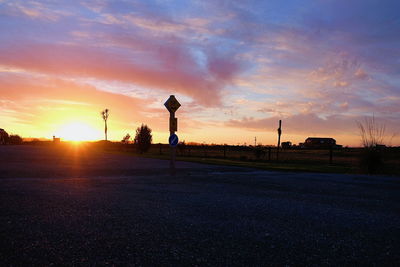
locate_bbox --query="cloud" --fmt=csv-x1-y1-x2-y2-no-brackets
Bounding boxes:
1,0,400,145
1,0,71,21
0,72,213,139
0,73,156,128
0,39,243,106
226,114,355,134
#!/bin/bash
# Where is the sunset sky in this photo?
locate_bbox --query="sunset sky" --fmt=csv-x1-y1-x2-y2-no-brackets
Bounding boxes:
1,0,399,146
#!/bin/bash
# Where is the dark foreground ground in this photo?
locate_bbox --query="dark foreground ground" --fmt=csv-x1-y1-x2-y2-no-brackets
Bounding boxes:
1,145,399,266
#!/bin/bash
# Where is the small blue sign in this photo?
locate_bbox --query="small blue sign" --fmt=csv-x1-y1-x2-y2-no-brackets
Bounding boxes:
169,133,179,147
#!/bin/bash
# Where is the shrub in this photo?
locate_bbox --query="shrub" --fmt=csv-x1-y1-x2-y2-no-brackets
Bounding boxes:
8,134,23,145
121,133,131,144
360,147,384,174
134,124,152,154
357,116,389,174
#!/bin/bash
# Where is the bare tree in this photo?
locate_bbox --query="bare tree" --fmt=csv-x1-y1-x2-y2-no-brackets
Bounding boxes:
101,108,110,141
357,115,386,148
356,115,393,174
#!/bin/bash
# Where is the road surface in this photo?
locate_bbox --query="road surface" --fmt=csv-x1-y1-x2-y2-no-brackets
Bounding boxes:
1,145,399,265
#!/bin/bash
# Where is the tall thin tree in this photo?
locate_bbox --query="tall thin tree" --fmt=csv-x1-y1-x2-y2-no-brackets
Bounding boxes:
101,108,110,141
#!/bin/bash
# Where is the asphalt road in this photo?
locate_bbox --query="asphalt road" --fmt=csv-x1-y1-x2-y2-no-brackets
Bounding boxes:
1,145,399,266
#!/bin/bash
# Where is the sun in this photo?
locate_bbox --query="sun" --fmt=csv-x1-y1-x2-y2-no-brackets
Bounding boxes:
57,122,99,141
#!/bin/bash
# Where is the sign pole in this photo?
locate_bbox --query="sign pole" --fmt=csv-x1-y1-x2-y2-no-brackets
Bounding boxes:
170,112,176,175
277,120,282,161
164,95,181,176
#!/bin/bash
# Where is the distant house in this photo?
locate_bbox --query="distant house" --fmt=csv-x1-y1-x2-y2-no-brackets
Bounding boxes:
302,137,339,149
281,141,292,149
0,128,9,145
53,135,61,144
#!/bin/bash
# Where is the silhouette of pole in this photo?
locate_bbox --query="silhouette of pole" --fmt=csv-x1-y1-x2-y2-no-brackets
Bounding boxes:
277,120,282,161
169,114,175,174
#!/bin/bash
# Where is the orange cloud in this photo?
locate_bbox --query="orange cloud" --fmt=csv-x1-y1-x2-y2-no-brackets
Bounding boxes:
0,39,241,106
0,73,167,139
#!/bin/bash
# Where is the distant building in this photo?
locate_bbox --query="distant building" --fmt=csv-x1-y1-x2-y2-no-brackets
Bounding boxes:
281,141,292,149
302,137,339,149
0,128,9,145
53,135,61,144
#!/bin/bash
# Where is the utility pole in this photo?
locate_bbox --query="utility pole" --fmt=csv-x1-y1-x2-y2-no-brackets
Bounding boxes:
277,120,282,161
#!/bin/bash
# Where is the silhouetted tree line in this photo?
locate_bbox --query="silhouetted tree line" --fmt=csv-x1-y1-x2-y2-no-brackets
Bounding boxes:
0,128,23,145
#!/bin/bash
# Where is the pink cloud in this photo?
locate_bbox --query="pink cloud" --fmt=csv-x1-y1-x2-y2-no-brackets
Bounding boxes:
227,113,383,135
2,1,69,21
0,39,241,106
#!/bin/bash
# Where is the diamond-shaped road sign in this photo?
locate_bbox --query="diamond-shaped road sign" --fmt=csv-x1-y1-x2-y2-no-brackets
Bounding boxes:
164,95,181,113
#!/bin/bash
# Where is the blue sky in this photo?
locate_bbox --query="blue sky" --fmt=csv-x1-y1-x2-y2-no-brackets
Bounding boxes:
0,0,399,145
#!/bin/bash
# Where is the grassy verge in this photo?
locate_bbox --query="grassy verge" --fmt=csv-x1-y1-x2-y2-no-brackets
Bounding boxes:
113,150,353,174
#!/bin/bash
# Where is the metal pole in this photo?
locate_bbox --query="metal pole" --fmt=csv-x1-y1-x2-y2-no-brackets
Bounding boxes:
170,112,176,175
164,95,181,176
277,120,282,161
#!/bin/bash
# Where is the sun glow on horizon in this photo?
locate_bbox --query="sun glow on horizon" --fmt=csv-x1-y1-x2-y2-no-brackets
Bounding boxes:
56,122,100,141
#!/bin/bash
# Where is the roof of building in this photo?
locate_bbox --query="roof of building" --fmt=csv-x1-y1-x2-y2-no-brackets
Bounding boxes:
306,137,335,140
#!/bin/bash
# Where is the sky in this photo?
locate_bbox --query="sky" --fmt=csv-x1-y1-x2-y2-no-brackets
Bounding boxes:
0,0,399,146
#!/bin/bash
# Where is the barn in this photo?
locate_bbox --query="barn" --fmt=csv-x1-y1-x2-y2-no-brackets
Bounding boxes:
303,137,338,149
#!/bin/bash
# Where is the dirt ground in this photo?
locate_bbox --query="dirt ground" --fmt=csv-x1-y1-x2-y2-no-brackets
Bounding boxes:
1,145,399,265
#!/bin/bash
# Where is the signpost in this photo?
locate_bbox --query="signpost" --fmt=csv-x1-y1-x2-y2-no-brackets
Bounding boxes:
164,95,181,175
169,133,179,147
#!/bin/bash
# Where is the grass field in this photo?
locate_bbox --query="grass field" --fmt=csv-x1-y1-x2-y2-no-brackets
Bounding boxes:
15,141,400,176
112,143,400,176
